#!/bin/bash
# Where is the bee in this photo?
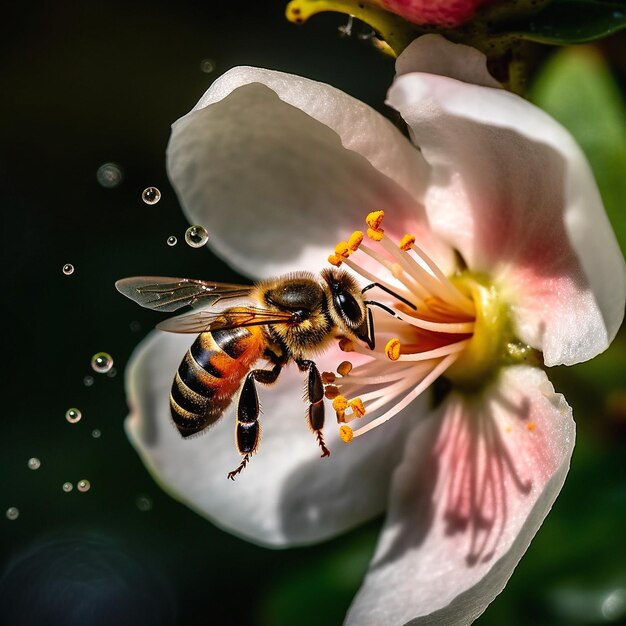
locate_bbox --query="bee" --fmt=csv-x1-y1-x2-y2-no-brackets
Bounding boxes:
116,269,412,479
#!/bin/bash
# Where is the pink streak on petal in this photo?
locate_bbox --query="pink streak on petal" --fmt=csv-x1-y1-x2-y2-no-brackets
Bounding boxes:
370,0,495,26
345,366,575,625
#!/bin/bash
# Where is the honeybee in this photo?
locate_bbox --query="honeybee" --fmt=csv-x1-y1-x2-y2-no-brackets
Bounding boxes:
116,268,410,479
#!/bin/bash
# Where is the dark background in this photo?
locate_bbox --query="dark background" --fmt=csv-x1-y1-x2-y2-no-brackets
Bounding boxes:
2,2,625,625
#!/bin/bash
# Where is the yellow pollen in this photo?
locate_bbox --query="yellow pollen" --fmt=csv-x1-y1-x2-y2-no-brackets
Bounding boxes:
335,241,350,258
332,395,349,413
339,338,355,352
365,210,385,230
328,254,343,267
321,371,336,384
385,338,401,361
348,231,364,251
324,385,340,400
399,234,416,251
339,425,354,443
527,422,536,432
337,361,353,376
367,227,385,241
349,398,366,418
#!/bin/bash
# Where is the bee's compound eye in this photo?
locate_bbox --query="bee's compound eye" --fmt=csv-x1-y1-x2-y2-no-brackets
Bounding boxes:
334,291,362,325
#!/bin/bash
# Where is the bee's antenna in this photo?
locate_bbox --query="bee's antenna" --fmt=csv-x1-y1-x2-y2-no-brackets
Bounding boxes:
361,282,417,310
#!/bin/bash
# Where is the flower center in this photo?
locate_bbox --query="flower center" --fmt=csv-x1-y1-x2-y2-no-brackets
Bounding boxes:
325,211,529,443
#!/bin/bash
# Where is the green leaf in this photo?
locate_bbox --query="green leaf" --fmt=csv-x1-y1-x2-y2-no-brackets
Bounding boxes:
505,0,626,44
530,45,626,253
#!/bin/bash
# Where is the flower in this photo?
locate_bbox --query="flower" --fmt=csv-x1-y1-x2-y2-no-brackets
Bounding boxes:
124,35,625,625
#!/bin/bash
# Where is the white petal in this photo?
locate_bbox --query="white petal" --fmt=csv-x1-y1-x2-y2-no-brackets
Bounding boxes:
345,366,575,625
396,35,502,89
125,330,417,547
387,49,625,365
166,67,444,279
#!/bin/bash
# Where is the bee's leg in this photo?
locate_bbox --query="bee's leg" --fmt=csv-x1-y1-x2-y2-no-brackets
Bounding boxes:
227,362,283,480
296,359,330,458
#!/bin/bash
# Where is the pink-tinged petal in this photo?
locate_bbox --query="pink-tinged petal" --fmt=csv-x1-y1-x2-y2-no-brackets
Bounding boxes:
388,42,625,365
125,331,419,547
167,68,453,279
345,366,575,625
367,0,495,27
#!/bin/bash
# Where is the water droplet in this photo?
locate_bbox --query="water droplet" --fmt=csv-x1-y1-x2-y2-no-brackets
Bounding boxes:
166,235,177,247
27,457,41,470
91,429,101,439
135,494,153,511
185,225,209,248
106,367,117,378
83,375,94,387
91,352,114,374
6,507,19,521
200,58,216,73
142,187,161,205
62,482,73,493
96,162,123,188
62,264,74,275
65,408,82,424
77,479,91,492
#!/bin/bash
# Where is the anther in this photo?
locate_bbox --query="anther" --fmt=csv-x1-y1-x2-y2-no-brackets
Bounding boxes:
337,361,353,377
348,231,364,251
338,338,355,352
324,385,340,400
349,398,366,418
366,211,385,241
339,424,354,443
385,338,401,361
328,254,343,267
400,234,416,251
332,395,348,413
321,371,336,384
335,241,350,258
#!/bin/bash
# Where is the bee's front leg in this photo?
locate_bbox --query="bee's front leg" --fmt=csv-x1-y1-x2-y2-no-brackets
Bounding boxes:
297,359,330,458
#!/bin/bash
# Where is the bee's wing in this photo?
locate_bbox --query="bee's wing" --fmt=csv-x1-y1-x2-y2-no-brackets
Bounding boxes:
156,306,296,334
115,276,253,313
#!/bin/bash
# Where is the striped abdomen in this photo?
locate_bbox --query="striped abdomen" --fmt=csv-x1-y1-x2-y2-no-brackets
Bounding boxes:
170,325,265,437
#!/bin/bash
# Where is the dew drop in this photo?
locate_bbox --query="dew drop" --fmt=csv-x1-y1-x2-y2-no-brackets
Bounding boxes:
62,264,74,275
96,162,123,188
200,58,216,73
6,507,19,521
91,429,101,439
77,479,91,492
185,225,209,248
106,367,117,378
62,482,73,493
135,494,153,511
166,235,177,247
65,408,82,424
27,457,41,470
142,187,161,205
91,352,114,374
83,375,94,387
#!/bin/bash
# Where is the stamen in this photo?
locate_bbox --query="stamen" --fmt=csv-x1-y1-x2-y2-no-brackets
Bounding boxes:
339,425,354,443
394,311,475,334
321,371,336,384
347,231,363,251
335,241,350,259
337,361,353,376
385,338,401,361
349,398,366,418
399,234,416,251
351,353,460,439
396,339,471,361
338,338,356,352
328,253,343,267
332,396,348,413
324,385,340,399
366,211,385,241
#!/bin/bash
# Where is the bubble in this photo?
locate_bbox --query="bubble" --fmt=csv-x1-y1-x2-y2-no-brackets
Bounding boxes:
62,264,74,275
96,162,123,188
142,187,161,205
62,482,73,493
77,480,91,493
135,495,153,512
166,235,177,247
185,225,209,248
91,429,101,439
27,457,41,470
6,507,19,521
91,352,113,374
106,367,117,378
83,375,94,387
200,58,216,73
65,408,82,424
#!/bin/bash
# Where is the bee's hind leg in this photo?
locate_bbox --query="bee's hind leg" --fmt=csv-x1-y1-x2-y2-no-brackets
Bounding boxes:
228,361,283,480
297,359,330,458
